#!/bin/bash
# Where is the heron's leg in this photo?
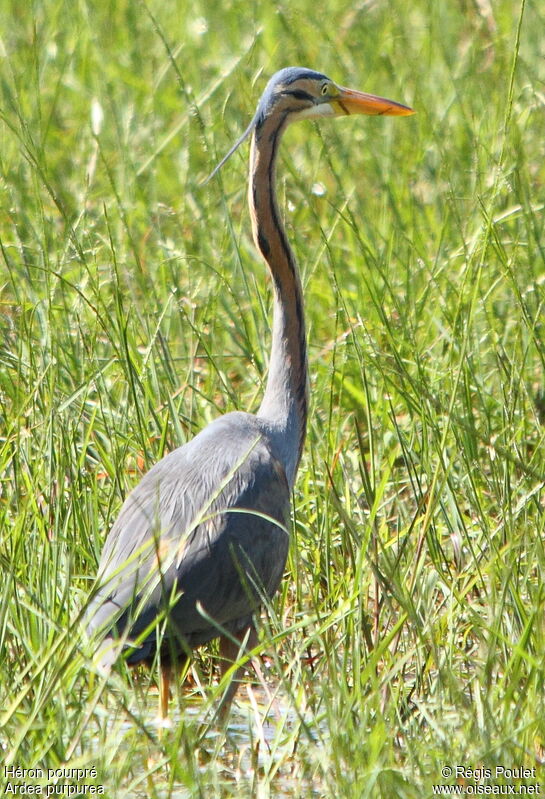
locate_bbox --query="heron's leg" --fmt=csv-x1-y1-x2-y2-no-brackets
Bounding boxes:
217,624,258,717
157,654,191,725
159,663,172,721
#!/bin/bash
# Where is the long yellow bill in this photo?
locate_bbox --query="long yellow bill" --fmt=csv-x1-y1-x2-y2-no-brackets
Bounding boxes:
335,86,415,117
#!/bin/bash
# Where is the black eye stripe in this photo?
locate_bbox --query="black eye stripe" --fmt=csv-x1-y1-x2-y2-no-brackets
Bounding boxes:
283,89,314,101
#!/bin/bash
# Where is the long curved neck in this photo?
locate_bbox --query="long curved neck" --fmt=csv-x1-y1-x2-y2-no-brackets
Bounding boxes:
249,115,308,487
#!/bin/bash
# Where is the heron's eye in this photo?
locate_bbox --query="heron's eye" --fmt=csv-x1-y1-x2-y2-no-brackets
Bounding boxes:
321,83,330,96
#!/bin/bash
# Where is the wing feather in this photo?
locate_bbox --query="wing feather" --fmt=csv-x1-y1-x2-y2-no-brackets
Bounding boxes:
86,413,290,662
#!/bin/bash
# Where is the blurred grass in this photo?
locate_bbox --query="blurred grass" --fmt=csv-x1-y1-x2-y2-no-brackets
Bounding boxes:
1,0,545,795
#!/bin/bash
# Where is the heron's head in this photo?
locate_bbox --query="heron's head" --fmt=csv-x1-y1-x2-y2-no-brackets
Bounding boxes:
255,66,414,124
207,66,414,180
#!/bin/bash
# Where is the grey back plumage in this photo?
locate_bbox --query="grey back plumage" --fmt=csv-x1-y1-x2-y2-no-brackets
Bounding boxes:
86,412,290,663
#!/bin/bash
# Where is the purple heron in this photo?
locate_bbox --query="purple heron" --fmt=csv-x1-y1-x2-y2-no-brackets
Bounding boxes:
86,67,413,718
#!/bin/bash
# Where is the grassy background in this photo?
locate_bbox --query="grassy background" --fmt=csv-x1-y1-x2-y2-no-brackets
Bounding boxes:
1,0,544,795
